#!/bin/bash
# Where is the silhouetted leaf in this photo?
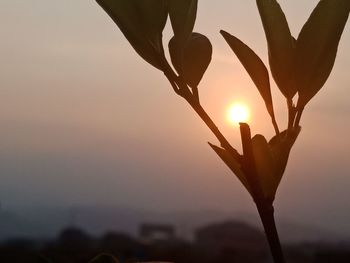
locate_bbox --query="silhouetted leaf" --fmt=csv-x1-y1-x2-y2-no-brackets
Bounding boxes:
251,135,276,200
296,0,350,108
169,32,212,87
220,30,275,119
208,143,251,195
96,0,168,70
168,0,198,44
167,0,198,77
269,127,300,190
256,0,296,99
250,128,300,200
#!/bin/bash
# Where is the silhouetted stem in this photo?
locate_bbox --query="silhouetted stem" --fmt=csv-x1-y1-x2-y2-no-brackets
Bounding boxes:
164,67,241,161
287,99,296,131
294,107,304,128
271,115,280,137
257,203,286,263
165,67,285,262
240,123,286,263
191,102,241,160
191,86,200,104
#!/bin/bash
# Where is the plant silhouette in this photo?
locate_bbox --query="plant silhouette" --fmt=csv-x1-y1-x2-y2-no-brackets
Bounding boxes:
95,0,350,262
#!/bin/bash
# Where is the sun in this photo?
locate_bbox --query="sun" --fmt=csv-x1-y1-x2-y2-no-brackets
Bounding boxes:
227,102,250,125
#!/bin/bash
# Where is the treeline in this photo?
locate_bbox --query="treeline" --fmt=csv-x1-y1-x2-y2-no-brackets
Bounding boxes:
1,222,349,263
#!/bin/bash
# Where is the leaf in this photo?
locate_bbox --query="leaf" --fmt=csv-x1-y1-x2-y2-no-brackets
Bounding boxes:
220,30,275,120
269,127,300,189
251,135,276,200
250,129,300,200
169,32,212,87
168,0,198,44
168,0,198,77
256,0,296,99
296,0,350,108
208,143,252,195
96,0,168,70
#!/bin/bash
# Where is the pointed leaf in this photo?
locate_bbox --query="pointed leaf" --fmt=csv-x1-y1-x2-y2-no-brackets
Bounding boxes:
169,32,212,87
208,143,251,195
256,0,296,99
251,135,276,200
96,0,168,70
269,127,300,188
168,0,198,44
220,30,275,119
296,0,350,107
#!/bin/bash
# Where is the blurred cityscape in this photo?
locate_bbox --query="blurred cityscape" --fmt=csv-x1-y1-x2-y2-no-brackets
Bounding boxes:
1,205,349,262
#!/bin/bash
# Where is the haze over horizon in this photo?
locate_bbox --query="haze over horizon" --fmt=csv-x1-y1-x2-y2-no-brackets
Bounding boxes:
1,0,350,238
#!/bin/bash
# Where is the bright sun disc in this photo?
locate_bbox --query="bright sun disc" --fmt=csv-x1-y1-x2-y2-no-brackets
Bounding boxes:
227,103,250,124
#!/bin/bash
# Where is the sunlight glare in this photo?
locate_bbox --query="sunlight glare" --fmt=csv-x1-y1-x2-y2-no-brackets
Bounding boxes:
227,103,250,125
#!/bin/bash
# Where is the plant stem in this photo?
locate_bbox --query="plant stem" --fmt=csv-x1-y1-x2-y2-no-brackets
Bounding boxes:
240,123,286,263
287,99,296,131
271,115,280,136
166,68,285,262
164,68,241,161
190,102,241,160
294,106,304,128
257,203,286,263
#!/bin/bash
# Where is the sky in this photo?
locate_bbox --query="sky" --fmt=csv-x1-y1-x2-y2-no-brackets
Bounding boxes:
0,0,350,237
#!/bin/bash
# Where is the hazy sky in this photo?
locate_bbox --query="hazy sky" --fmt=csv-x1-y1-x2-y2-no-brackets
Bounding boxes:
1,0,350,236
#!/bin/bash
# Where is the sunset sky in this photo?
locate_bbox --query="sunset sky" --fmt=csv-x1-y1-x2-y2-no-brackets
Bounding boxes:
1,0,350,236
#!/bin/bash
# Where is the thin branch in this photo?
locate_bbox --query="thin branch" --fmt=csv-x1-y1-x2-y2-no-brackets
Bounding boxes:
164,73,181,95
190,102,241,161
191,86,200,104
257,204,286,263
163,66,241,161
294,106,304,128
287,98,296,131
271,115,280,136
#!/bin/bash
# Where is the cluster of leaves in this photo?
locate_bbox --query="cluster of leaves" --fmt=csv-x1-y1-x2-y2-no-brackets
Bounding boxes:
218,0,349,202
96,0,210,90
95,0,349,204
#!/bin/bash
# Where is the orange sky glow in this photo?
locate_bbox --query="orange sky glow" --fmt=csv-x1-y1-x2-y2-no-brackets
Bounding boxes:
0,0,350,237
